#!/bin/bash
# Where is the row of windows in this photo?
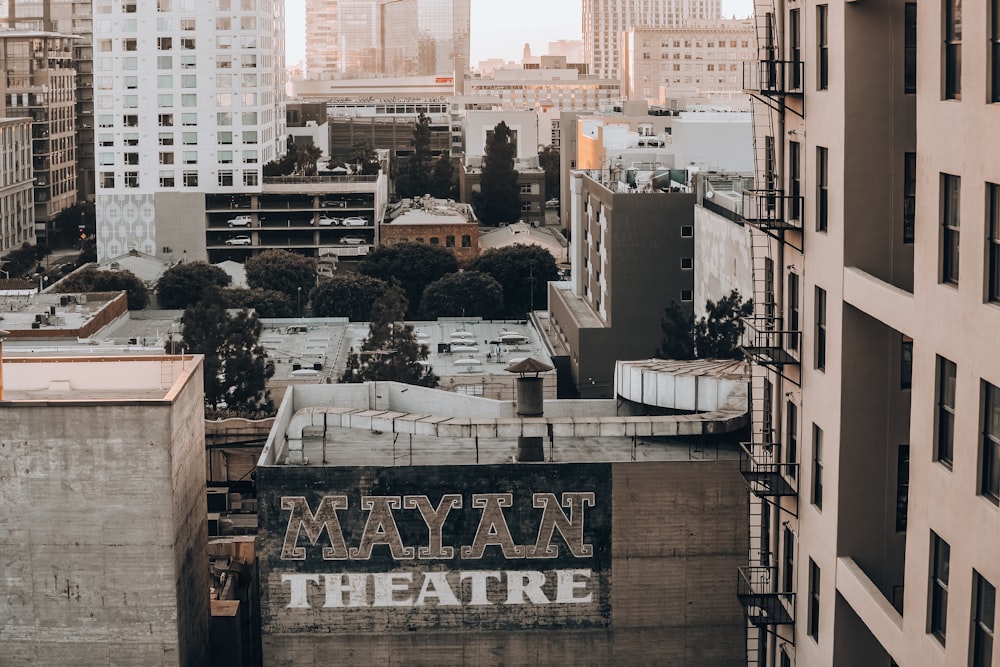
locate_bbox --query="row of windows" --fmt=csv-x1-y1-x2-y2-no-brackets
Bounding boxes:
389,235,472,248
99,169,259,189
928,531,995,667
640,39,749,49
938,178,1000,305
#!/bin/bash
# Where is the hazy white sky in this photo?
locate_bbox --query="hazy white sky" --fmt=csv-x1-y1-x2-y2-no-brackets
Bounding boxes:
284,0,754,67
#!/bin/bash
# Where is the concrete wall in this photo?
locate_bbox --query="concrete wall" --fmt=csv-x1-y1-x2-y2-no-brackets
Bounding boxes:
694,205,752,319
257,459,747,665
0,362,210,665
670,114,753,173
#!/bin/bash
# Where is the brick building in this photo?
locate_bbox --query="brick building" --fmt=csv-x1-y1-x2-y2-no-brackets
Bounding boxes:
380,196,479,263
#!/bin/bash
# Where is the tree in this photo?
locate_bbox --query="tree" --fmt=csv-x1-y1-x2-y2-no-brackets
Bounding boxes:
420,271,504,319
244,249,316,298
340,283,438,387
1,242,40,278
171,288,274,415
693,289,753,359
473,121,521,225
157,261,232,310
655,301,695,360
226,287,294,318
55,266,149,310
467,244,559,317
396,113,433,198
293,143,323,176
358,242,458,318
345,141,380,176
262,151,296,177
78,238,97,264
51,201,95,248
310,273,389,321
538,145,560,202
430,152,457,199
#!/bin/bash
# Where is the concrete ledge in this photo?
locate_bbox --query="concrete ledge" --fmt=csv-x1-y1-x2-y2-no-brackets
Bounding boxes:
843,267,915,335
835,556,905,664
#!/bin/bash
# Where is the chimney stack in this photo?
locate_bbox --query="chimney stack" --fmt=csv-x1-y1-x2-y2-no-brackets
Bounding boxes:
505,357,554,462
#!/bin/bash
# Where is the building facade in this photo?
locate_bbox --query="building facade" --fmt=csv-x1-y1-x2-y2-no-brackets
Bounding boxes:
0,118,35,255
582,0,723,80
738,0,1000,664
92,0,287,263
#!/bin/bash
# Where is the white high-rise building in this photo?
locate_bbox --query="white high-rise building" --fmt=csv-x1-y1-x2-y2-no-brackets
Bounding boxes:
93,0,287,263
582,0,722,79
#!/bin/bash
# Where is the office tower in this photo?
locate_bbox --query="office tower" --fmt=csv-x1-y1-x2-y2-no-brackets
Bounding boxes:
582,0,722,80
92,0,287,263
305,0,470,79
0,118,35,254
738,0,1000,664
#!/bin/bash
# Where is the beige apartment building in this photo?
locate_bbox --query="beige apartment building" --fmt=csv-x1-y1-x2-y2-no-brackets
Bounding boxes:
738,0,1000,665
622,19,755,105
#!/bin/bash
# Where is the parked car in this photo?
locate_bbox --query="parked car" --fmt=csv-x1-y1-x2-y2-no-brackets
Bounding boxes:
317,216,340,226
545,198,560,209
225,235,252,246
343,216,367,226
228,215,252,227
321,200,347,208
340,236,367,245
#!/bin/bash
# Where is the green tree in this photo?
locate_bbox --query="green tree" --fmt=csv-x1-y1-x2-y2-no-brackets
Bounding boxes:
244,249,316,298
358,242,458,318
51,201,96,247
157,261,232,310
473,121,521,225
345,141,380,176
430,152,457,199
1,242,40,278
538,145,560,202
226,287,294,318
310,273,388,321
396,113,433,198
171,288,274,415
654,301,695,360
262,151,297,177
693,289,753,359
467,244,559,317
55,266,150,310
293,143,323,176
340,283,438,387
420,271,503,319
78,238,97,265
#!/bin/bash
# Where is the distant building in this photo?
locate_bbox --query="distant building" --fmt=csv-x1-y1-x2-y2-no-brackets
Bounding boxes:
0,354,210,666
0,118,35,255
380,196,479,262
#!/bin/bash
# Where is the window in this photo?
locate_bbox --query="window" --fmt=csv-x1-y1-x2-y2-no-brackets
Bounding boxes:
182,132,197,145
124,153,139,166
815,286,827,371
904,153,916,243
123,115,138,128
982,381,1000,502
993,0,1000,102
808,559,821,641
788,272,800,352
989,183,1000,302
937,357,957,466
905,4,917,93
817,147,829,232
429,237,439,245
680,225,693,237
158,56,172,69
218,171,234,187
158,36,172,50
789,9,802,89
896,445,910,531
786,401,798,480
461,235,471,248
183,171,198,187
520,183,532,194
181,38,196,50
100,172,115,188
159,152,174,165
812,424,823,509
817,5,829,90
243,171,258,187
182,113,197,127
901,336,913,389
159,171,175,188
123,38,137,51
520,202,532,212
760,501,771,565
681,257,693,270
944,0,962,99
445,235,455,248
972,572,996,667
929,532,950,643
159,133,174,146
789,141,801,220
782,526,795,592
681,290,693,302
941,174,961,284
124,172,139,188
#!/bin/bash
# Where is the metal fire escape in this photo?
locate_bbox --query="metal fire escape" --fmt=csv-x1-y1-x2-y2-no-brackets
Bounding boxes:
738,0,802,664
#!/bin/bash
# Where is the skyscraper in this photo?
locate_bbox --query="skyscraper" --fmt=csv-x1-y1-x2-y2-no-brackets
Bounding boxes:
92,0,287,263
582,0,722,79
305,0,469,79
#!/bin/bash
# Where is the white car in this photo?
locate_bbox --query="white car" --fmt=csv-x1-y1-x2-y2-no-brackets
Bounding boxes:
225,235,252,246
340,236,366,245
545,198,560,209
318,216,340,226
343,216,367,226
227,215,252,227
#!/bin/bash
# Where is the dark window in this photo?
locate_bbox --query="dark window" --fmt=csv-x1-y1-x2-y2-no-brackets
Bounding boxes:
788,272,800,352
901,336,913,389
817,5,829,90
972,572,996,667
989,184,1000,302
905,4,917,93
904,153,916,243
937,356,957,466
817,147,828,232
942,174,961,284
896,445,910,531
982,381,1000,503
929,532,950,644
429,237,439,245
782,525,795,592
808,558,821,640
812,424,823,509
815,286,827,371
992,0,1000,102
681,225,693,237
763,378,774,444
445,235,455,248
786,401,798,480
789,141,801,221
461,234,471,248
944,0,962,99
789,9,802,89
760,500,771,566
681,257,693,269
681,289,692,301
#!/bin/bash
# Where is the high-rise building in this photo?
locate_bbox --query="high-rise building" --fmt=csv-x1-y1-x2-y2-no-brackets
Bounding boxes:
305,0,470,79
582,0,722,80
92,0,287,263
738,0,1000,664
0,117,35,254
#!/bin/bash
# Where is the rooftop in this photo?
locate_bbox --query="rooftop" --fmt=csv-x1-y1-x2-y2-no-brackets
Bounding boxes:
385,197,475,225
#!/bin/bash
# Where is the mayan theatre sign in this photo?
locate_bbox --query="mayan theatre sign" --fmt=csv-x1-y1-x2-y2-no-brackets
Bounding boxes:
261,464,613,630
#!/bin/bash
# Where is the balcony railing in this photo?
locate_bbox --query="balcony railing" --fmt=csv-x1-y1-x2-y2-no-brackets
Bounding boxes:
737,566,794,626
741,317,800,367
744,59,804,96
740,443,798,497
742,190,803,231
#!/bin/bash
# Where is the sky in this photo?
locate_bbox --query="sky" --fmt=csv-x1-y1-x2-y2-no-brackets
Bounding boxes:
284,0,754,67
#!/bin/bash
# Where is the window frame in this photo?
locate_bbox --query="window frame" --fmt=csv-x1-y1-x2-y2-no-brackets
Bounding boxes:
815,286,827,371
941,173,961,285
982,381,1000,503
929,531,950,644
817,147,829,232
812,423,823,509
972,571,996,667
817,5,829,90
905,3,917,94
988,183,1000,302
944,0,962,100
936,356,957,467
808,558,821,641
